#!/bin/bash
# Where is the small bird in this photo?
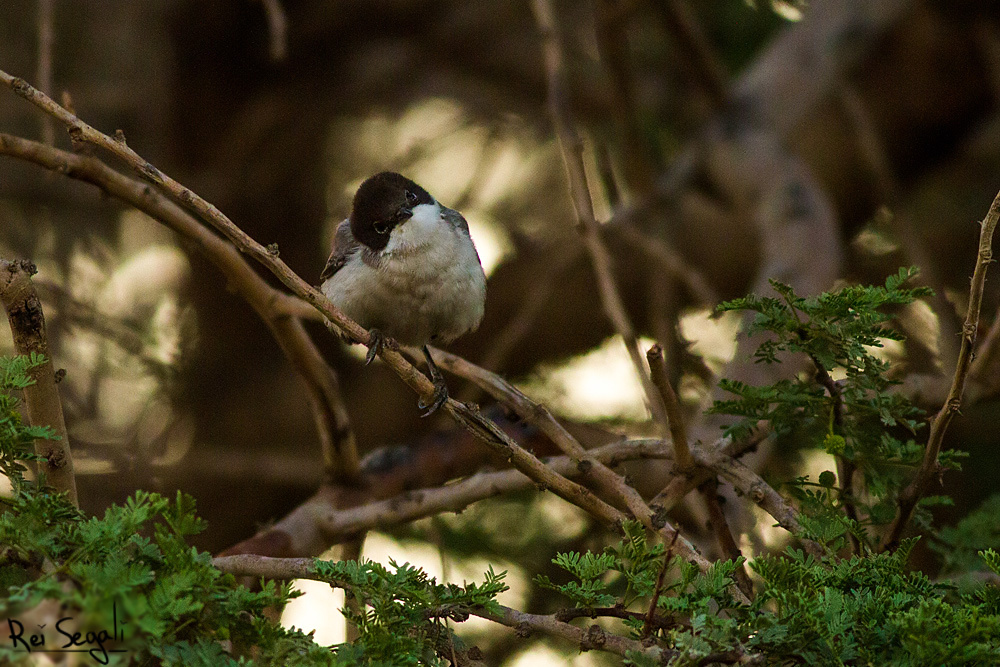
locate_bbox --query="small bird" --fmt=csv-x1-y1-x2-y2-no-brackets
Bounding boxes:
320,172,487,416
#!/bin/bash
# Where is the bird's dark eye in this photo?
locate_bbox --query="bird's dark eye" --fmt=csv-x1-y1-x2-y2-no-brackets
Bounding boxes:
405,190,418,205
373,221,389,235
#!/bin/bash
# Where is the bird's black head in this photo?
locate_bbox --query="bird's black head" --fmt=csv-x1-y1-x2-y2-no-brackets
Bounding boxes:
350,172,434,251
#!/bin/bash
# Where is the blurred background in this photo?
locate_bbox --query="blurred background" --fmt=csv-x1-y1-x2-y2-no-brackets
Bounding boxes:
3,0,1000,662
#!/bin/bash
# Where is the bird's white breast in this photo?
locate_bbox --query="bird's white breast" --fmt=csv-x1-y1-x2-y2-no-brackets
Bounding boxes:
321,203,486,346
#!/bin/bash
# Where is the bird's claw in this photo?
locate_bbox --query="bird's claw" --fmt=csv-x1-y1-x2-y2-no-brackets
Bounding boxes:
365,328,387,366
418,377,449,418
418,345,448,417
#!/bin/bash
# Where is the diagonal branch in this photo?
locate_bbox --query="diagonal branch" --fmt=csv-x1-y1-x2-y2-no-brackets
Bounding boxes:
529,0,670,432
315,439,673,545
0,132,360,482
646,344,692,470
882,189,1000,551
426,346,717,574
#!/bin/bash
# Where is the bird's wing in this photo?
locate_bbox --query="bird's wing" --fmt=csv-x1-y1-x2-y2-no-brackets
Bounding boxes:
441,206,471,236
319,218,360,282
441,207,483,266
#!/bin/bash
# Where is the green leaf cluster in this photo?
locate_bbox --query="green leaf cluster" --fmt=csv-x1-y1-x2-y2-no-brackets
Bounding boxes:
313,558,507,666
541,526,1000,665
708,269,944,541
4,261,1000,666
932,494,1000,578
746,541,1000,665
0,487,335,666
0,353,52,494
538,521,746,657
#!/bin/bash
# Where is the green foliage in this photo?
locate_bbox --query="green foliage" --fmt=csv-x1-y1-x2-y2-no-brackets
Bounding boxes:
0,485,510,667
539,520,745,656
708,269,944,545
746,541,1000,665
711,267,929,440
313,558,507,665
541,526,1000,666
932,494,1000,577
0,353,53,495
0,487,334,666
0,357,327,664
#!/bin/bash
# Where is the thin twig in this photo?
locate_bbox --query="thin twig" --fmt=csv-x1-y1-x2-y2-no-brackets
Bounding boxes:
700,478,753,599
809,354,858,554
646,343,692,470
0,259,77,506
642,531,677,639
882,189,1000,551
529,0,669,430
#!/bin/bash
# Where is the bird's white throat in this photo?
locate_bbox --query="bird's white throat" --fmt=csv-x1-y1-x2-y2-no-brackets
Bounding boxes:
383,201,443,254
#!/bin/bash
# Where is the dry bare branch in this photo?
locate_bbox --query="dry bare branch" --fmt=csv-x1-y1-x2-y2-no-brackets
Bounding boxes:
646,343,692,470
530,0,670,431
427,346,719,575
315,438,672,544
0,258,77,506
882,189,1000,551
0,131,361,482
